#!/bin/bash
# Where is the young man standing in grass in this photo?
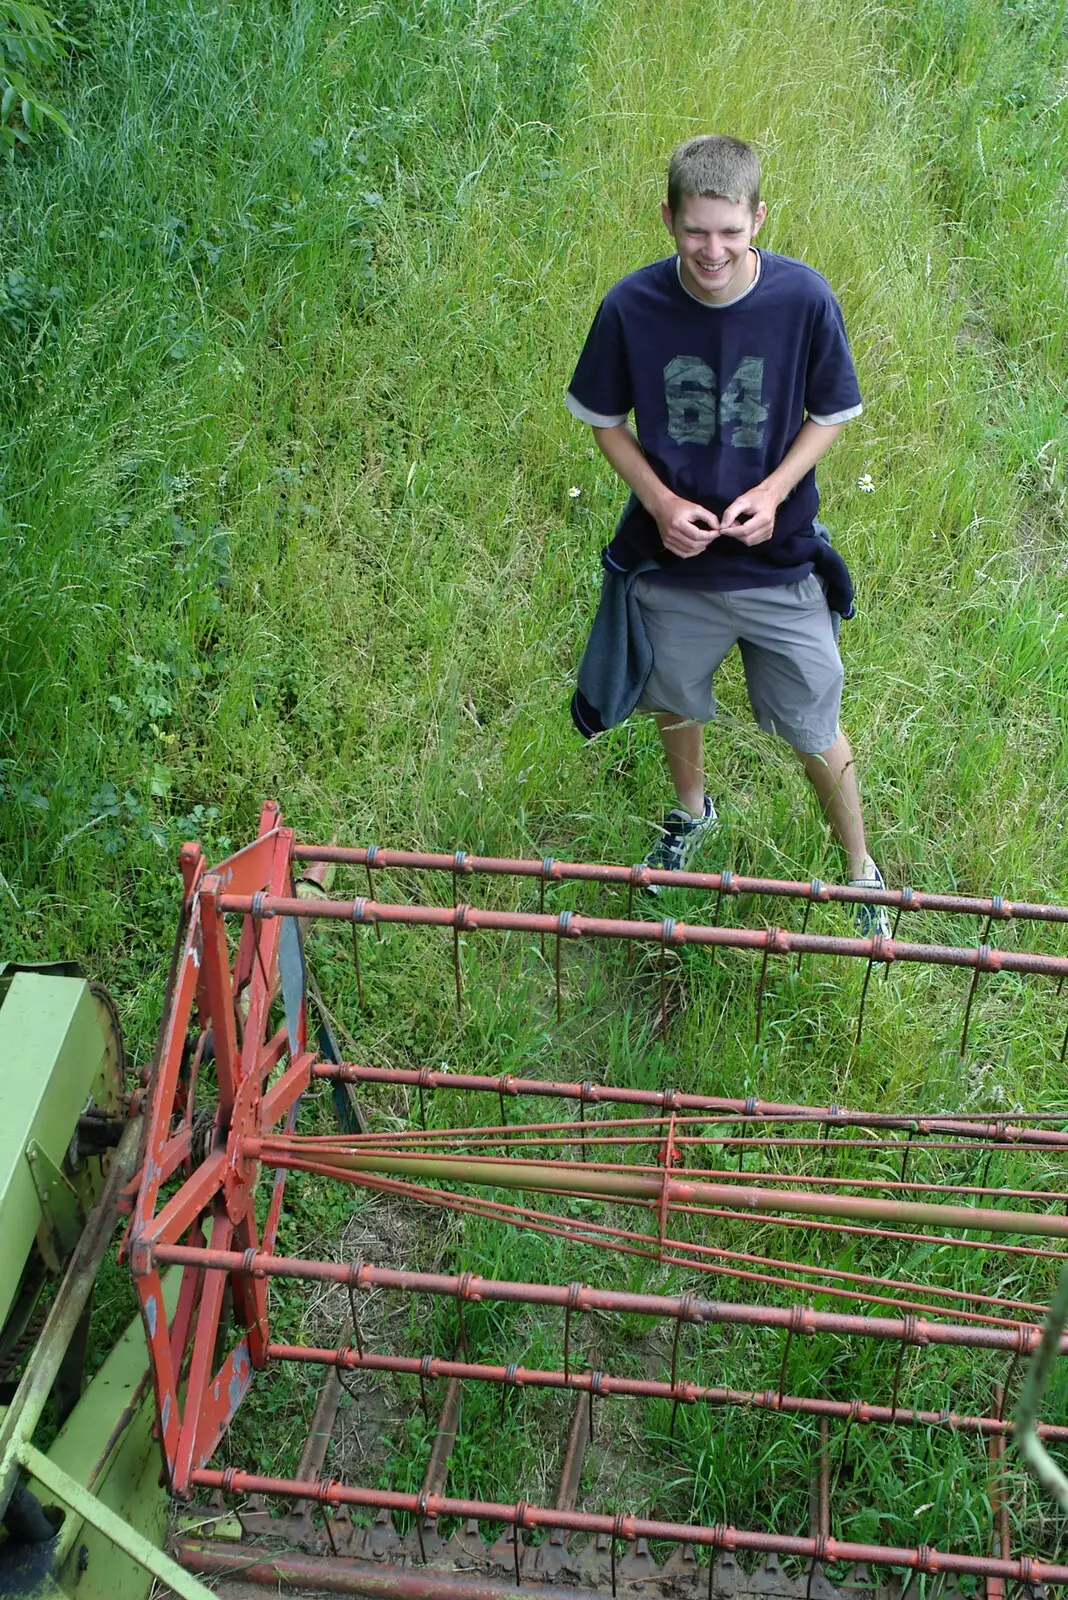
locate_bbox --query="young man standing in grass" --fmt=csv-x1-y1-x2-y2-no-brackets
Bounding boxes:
567,135,887,929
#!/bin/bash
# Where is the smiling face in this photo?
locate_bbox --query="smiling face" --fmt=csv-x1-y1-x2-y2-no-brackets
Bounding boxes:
662,192,767,305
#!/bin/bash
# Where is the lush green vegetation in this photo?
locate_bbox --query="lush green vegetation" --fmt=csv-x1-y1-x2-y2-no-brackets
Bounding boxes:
3,0,1068,1572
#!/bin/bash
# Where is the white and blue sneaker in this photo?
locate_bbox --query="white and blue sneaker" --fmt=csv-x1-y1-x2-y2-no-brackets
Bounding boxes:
641,797,718,893
849,862,892,940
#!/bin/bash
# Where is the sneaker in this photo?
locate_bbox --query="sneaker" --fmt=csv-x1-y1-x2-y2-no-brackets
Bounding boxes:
641,797,718,893
849,863,892,940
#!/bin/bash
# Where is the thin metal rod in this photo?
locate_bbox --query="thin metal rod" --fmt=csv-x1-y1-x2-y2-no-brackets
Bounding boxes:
222,893,1068,982
190,1466,1068,1585
175,1543,644,1600
311,1065,1068,1145
276,1162,1058,1327
150,1247,1057,1355
292,846,1062,925
252,1146,1068,1241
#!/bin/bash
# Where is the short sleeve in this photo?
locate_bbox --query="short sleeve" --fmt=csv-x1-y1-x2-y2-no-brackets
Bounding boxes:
805,289,863,425
565,295,632,427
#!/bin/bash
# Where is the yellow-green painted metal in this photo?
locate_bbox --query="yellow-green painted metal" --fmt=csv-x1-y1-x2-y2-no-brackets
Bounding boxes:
0,1117,142,1520
0,969,196,1600
0,972,120,1336
17,1278,182,1600
18,1444,213,1600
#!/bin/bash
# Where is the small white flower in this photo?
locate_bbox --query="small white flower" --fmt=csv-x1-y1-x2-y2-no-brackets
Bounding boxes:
857,473,875,493
568,486,582,498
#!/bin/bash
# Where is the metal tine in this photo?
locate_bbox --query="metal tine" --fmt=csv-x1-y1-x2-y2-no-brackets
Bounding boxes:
796,879,824,974
350,922,364,1009
364,851,383,942
856,930,890,1051
899,1126,917,1184
563,1283,581,1382
777,1321,796,1407
452,855,467,1019
668,1294,697,1439
587,1370,601,1442
888,1338,909,1420
452,924,463,1019
855,953,877,1051
796,898,813,972
755,941,771,1045
660,941,668,1043
881,890,910,982
346,1281,365,1359
997,1351,1023,1420
709,869,732,968
960,914,996,1058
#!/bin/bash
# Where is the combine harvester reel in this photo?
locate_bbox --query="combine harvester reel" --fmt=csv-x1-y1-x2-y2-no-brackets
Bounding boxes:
117,805,1068,1594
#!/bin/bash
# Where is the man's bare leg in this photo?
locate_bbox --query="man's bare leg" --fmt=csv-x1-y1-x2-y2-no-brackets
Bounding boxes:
795,730,876,881
655,714,706,817
653,719,876,882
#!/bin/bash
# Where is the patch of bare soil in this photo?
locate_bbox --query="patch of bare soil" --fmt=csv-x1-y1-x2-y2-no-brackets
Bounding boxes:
306,1196,463,1488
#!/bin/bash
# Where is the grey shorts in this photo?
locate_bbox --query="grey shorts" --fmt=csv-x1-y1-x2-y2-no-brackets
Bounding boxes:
634,574,843,755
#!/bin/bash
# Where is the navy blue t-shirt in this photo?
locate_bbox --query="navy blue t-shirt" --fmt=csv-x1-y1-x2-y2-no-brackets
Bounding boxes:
566,250,862,589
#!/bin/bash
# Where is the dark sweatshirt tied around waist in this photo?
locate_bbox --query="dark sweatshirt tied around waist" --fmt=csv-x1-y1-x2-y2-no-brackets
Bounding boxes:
570,501,854,740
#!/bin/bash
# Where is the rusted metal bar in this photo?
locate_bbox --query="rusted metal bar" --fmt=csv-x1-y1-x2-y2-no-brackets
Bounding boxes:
292,1359,347,1517
264,1342,1068,1442
312,1064,1068,1145
278,1122,1068,1205
421,1361,464,1518
177,1542,645,1600
188,1468,1068,1585
249,1144,1068,1241
150,1247,1058,1355
290,845,1068,925
556,1396,591,1510
270,1162,1057,1327
816,1418,830,1545
221,893,1068,980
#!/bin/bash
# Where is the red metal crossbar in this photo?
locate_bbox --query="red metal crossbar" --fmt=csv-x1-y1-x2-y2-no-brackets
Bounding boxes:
189,1467,1068,1588
224,891,1068,978
292,843,1068,925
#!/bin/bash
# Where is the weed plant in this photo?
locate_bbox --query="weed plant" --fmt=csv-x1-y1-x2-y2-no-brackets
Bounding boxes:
2,0,1068,1571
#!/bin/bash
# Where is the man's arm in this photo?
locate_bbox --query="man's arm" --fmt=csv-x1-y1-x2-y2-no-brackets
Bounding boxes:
593,422,719,559
720,418,848,547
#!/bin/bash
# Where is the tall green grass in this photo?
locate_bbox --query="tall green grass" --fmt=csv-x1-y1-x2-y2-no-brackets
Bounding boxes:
3,0,1068,1563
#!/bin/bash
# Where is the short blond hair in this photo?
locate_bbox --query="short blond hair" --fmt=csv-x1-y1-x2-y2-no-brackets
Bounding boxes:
667,135,761,216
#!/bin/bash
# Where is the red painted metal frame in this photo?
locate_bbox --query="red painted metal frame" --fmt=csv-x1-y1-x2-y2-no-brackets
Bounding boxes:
129,802,313,1495
124,812,1068,1588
